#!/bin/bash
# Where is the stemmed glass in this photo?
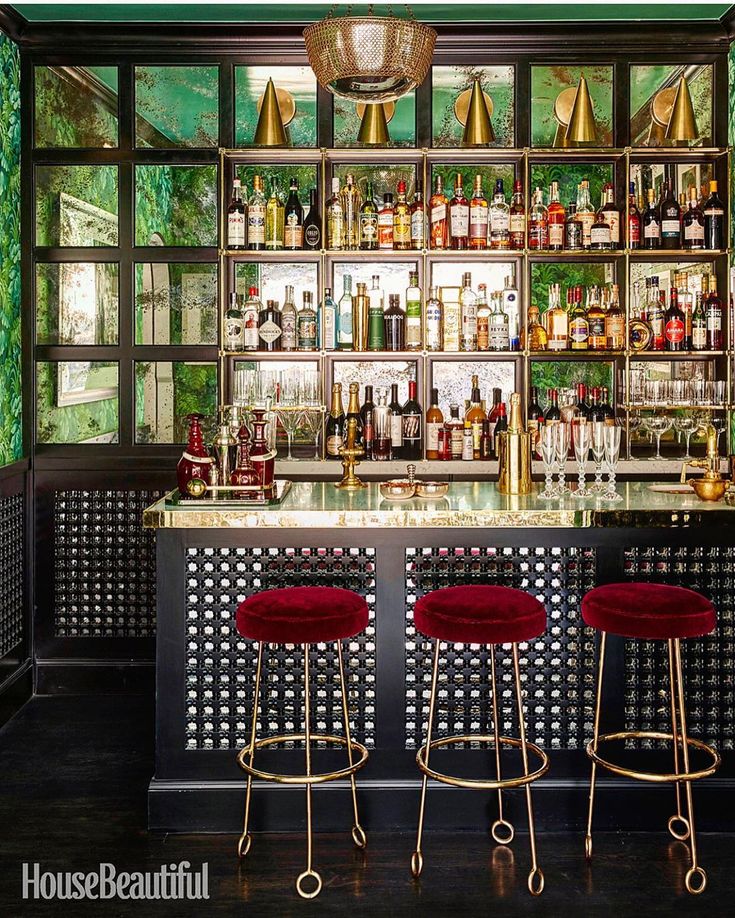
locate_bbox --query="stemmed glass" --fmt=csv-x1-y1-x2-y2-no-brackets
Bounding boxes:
573,422,591,498
300,370,324,460
590,421,606,494
673,416,697,459
275,372,302,461
602,425,623,502
711,413,727,454
538,424,558,500
555,422,571,495
642,415,672,461
626,412,642,459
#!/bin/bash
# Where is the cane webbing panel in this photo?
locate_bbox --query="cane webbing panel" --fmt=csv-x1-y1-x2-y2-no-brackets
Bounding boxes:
0,492,24,659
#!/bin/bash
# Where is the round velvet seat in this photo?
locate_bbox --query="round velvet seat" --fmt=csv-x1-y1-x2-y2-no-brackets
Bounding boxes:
414,584,546,645
236,585,369,645
581,582,716,640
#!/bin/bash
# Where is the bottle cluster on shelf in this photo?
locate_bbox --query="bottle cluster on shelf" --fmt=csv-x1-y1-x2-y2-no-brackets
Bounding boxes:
525,283,624,352
629,272,723,352
632,178,725,251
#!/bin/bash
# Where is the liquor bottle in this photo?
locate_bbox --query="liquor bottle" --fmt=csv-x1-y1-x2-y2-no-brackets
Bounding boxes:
265,177,284,250
702,180,725,250
296,291,318,352
402,380,422,460
177,414,212,495
587,286,607,351
230,424,260,497
569,286,589,351
489,291,510,351
547,180,565,251
303,188,322,250
284,176,304,250
449,173,470,249
389,383,403,458
660,178,681,248
361,385,375,460
628,182,641,249
544,389,561,422
465,375,486,460
459,272,477,352
258,298,282,352
425,387,443,460
429,174,449,250
384,294,406,351
341,173,361,250
479,419,492,460
410,179,427,250
367,275,385,352
345,382,363,445
425,287,443,352
249,409,275,493
692,290,707,351
325,383,345,460
547,283,569,351
676,271,693,350
605,283,625,350
337,275,353,350
405,271,422,351
359,180,379,250
682,185,705,251
322,287,337,351
527,387,543,427
326,177,345,250
352,281,369,352
393,179,412,250
564,203,583,251
446,404,464,459
503,274,521,351
642,188,661,249
378,193,395,249
590,199,612,250
373,388,392,461
528,187,548,250
664,286,685,351
600,387,614,422
492,402,508,459
224,291,245,352
242,286,261,352
462,418,474,460
280,284,297,351
648,277,665,350
705,275,724,351
247,175,266,250
487,387,502,427
509,179,525,250
441,286,461,352
600,183,621,249
489,179,510,250
227,177,246,249
576,382,591,419
525,304,548,351
476,285,490,351
469,174,488,250
576,180,595,249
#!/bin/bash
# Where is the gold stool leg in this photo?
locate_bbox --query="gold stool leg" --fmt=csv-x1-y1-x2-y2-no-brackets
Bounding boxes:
337,638,367,850
673,638,707,895
585,630,607,863
489,645,514,845
411,638,441,879
238,642,265,858
511,643,544,896
296,643,322,900
667,638,690,842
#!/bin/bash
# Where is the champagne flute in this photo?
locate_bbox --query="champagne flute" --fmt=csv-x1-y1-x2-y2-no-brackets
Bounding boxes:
590,421,605,493
602,425,623,503
538,424,558,500
573,421,591,498
555,422,571,495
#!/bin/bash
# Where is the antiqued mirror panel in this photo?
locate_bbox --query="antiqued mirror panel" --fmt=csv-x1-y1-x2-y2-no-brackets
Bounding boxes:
135,361,218,444
529,262,616,315
234,261,319,306
432,65,515,148
37,361,119,444
333,163,419,205
530,360,615,404
334,93,416,148
531,65,613,148
36,262,119,345
235,66,317,148
36,165,119,247
135,165,218,247
135,263,217,346
630,64,713,148
34,66,118,148
429,360,517,410
135,65,219,148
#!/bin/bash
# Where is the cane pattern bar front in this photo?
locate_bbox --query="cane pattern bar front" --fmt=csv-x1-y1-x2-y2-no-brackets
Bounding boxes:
623,546,735,750
184,546,377,751
54,490,160,637
404,545,597,750
0,492,24,659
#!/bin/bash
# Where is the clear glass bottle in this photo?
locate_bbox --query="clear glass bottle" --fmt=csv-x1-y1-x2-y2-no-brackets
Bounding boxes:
425,286,443,352
242,285,261,352
405,271,422,351
393,179,412,250
459,271,477,352
326,177,345,250
488,178,510,250
341,172,361,250
576,179,595,249
600,182,620,249
476,284,490,351
321,287,337,351
528,187,548,250
338,275,354,350
280,284,297,352
297,291,317,351
265,176,284,250
410,179,427,250
488,291,510,351
247,174,266,251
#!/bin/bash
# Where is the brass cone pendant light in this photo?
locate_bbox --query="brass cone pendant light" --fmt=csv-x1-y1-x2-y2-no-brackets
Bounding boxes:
565,73,598,144
461,79,495,146
253,78,288,146
357,103,391,145
665,75,699,142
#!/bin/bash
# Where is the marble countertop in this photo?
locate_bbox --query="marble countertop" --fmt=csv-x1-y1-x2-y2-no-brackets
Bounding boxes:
144,480,735,530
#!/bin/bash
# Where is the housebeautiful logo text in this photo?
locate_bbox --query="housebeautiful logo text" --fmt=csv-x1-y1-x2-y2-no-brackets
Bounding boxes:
22,861,209,901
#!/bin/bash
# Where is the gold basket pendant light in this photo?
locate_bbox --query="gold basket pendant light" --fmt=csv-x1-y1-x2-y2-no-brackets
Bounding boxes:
356,102,392,145
253,77,289,146
303,6,436,103
565,73,598,145
456,79,495,146
665,75,699,142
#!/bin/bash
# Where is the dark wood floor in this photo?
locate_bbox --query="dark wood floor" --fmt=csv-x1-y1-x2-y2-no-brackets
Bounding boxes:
0,695,730,917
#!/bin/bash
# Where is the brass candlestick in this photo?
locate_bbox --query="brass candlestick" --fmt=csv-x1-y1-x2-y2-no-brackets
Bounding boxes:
336,417,367,490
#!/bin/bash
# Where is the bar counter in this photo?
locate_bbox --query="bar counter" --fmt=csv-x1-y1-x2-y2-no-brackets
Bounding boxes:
146,480,735,834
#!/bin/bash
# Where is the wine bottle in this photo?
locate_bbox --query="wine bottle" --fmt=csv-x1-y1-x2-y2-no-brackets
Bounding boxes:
303,188,322,250
425,387,443,460
402,380,422,460
325,383,345,460
389,383,403,459
360,385,375,460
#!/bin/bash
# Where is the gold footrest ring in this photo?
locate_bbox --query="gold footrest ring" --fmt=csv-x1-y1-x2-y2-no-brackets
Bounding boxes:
237,733,369,785
296,869,322,899
685,866,707,895
416,735,549,790
237,833,252,858
352,824,367,850
528,866,545,896
491,818,515,845
668,814,691,841
584,833,593,862
586,731,720,783
410,850,423,879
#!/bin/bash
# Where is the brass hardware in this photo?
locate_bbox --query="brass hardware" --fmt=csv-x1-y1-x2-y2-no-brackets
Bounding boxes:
357,103,391,145
498,393,533,495
336,416,367,490
665,75,699,142
256,83,296,126
457,79,495,146
681,424,727,500
565,73,598,145
253,77,288,146
454,84,494,124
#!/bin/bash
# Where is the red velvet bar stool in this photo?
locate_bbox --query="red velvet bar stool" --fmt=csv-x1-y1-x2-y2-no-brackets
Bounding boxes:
410,584,549,896
582,582,721,895
235,585,369,899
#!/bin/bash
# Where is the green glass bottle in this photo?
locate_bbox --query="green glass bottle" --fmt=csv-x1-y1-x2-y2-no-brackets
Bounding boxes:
360,180,379,251
368,274,385,351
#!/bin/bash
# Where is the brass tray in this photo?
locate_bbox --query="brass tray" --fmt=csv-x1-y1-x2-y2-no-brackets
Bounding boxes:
165,480,292,508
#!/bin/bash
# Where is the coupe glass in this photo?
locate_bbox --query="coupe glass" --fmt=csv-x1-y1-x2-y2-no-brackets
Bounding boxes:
602,425,623,502
573,422,591,498
590,421,606,493
555,422,571,495
673,416,697,459
538,424,558,500
643,415,672,461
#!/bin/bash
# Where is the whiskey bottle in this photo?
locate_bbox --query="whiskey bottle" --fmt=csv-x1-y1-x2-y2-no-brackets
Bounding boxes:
359,180,379,250
547,180,565,251
378,193,394,249
660,178,681,248
247,175,266,250
469,174,488,249
459,271,478,352
321,287,337,351
441,285,461,352
627,181,641,249
326,177,345,250
425,287,443,352
341,173,361,250
642,188,661,249
280,284,297,351
389,383,403,458
242,286,261,352
587,287,607,351
224,291,245,352
337,275,354,350
488,179,510,250
476,284,490,351
303,188,322,250
297,291,317,351
258,298,282,352
682,185,705,251
384,294,406,351
402,380,423,460
576,180,595,249
564,203,583,251
600,183,621,249
393,179,412,250
265,177,284,250
605,284,625,350
446,404,463,459
524,304,548,351
449,173,470,250
547,283,569,351
425,387,443,460
569,286,589,351
429,174,449,250
465,374,486,460
227,177,246,249
405,271,422,351
590,193,612,250
410,180,427,250
528,187,548,250
284,176,304,250
509,179,525,250
702,180,725,250
325,383,345,460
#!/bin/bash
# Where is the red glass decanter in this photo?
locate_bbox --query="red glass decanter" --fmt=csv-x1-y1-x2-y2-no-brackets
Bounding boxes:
177,413,213,496
249,409,276,496
230,423,260,498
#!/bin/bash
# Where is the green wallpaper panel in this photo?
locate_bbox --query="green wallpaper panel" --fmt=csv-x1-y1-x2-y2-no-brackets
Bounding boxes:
0,33,21,466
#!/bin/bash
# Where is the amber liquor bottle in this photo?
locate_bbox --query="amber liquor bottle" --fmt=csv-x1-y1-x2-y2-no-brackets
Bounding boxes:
449,173,470,250
509,179,525,250
429,174,449,250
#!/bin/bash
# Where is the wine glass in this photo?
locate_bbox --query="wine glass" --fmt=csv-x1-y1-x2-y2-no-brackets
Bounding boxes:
299,370,323,460
673,416,697,459
555,422,571,495
573,422,591,499
590,421,606,493
275,372,302,461
711,413,727,455
626,412,642,459
602,425,623,502
538,424,558,500
642,415,672,461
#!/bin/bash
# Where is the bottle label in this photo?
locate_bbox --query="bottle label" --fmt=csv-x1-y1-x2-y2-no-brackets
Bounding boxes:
304,222,321,248
578,213,594,246
450,204,469,238
297,315,317,349
629,218,640,244
411,209,426,245
684,222,704,241
450,426,463,458
403,413,421,443
707,313,722,332
590,225,611,245
360,213,378,244
328,213,345,248
548,223,564,247
704,207,724,216
604,212,620,243
426,304,442,350
461,304,477,342
247,206,266,244
378,212,393,248
692,324,707,349
644,221,660,238
390,414,402,447
324,308,336,349
284,218,303,249
339,305,353,342
462,429,474,460
509,213,525,233
426,421,441,452
477,316,490,350
326,434,343,457
469,204,488,241
606,314,625,348
443,304,461,351
490,211,509,233
665,317,685,344
242,308,260,349
225,317,244,349
227,212,246,247
405,317,422,349
431,203,446,225
471,420,483,452
394,214,411,244
489,322,510,351
258,320,282,344
281,313,296,348
570,317,589,344
661,219,681,236
588,316,606,343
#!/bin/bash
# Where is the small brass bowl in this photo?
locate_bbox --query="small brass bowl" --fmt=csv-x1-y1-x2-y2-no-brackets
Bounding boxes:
379,479,417,501
688,477,728,502
415,480,449,499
